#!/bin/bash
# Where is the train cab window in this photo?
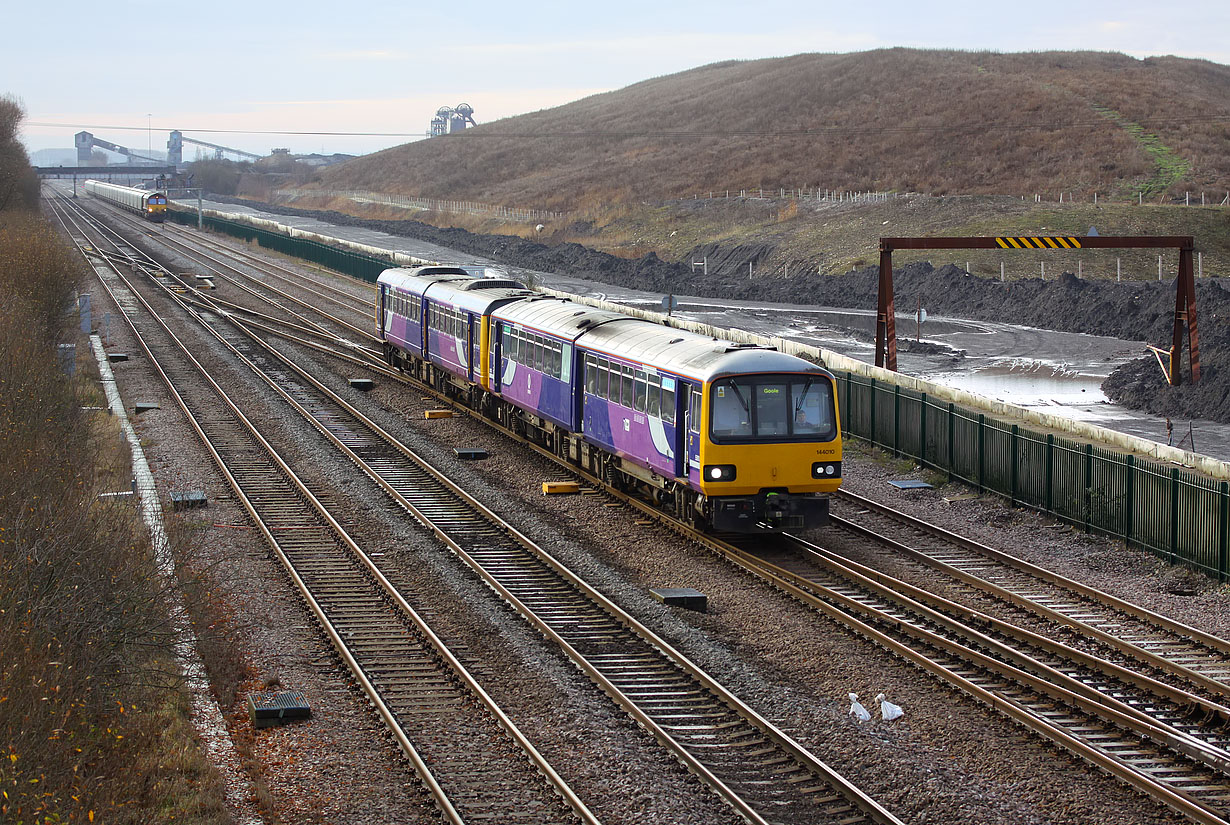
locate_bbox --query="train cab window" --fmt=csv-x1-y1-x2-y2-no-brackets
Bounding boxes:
633,372,648,413
710,375,836,442
754,383,790,436
688,388,701,433
792,379,833,435
711,382,753,438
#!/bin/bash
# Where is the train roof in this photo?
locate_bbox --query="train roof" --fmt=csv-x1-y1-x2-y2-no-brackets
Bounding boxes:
379,265,528,303
577,319,823,381
492,296,632,342
495,294,827,382
378,266,475,294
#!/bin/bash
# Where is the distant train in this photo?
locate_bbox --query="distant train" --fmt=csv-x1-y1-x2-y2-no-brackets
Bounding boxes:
377,266,843,532
83,179,168,222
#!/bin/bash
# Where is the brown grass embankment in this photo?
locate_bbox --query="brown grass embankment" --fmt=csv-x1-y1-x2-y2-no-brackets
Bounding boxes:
0,210,233,824
319,49,1230,211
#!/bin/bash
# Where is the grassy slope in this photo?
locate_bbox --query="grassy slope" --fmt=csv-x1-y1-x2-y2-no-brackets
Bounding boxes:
319,49,1230,209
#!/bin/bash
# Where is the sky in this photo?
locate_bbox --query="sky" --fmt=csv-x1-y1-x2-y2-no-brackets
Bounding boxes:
7,0,1229,160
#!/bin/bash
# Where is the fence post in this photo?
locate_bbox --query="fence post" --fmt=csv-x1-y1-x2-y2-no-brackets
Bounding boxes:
920,392,928,466
893,384,900,456
1084,443,1094,533
947,402,955,481
1170,468,1180,564
869,377,877,444
977,414,985,491
1220,481,1228,581
844,372,852,435
1124,455,1135,545
1010,424,1019,504
1045,434,1054,513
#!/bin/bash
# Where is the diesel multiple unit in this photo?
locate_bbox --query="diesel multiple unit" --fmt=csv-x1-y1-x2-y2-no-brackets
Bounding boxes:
83,179,168,222
378,266,843,532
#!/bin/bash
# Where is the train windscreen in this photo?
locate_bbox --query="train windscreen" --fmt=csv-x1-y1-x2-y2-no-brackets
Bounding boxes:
709,375,836,443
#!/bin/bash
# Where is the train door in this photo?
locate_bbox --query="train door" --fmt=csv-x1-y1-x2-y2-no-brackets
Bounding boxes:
470,313,481,383
685,383,702,482
420,299,430,357
489,322,501,392
376,286,385,337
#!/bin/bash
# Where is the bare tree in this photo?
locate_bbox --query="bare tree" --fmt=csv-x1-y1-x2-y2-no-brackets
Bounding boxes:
0,94,38,211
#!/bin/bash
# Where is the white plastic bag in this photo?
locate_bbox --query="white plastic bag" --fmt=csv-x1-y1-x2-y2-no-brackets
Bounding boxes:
875,693,904,721
848,692,872,723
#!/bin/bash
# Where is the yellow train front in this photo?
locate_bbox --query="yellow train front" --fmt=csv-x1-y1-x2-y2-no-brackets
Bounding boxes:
690,360,842,531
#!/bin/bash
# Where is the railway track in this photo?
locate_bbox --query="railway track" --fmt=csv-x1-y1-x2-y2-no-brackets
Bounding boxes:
56,191,906,825
49,193,600,825
717,529,1230,824
70,188,1230,823
830,490,1230,700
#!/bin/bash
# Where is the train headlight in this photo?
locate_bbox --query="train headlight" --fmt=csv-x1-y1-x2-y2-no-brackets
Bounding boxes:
704,464,737,482
811,462,842,478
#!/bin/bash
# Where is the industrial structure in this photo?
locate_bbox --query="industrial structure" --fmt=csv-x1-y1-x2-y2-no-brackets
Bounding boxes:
74,130,263,168
430,103,476,137
166,130,262,165
75,131,162,166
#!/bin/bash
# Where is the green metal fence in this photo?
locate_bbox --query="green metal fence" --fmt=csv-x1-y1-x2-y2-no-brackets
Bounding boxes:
837,372,1230,580
166,208,391,283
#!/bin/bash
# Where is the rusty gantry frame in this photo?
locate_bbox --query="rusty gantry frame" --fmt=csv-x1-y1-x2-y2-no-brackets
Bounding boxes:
876,235,1200,385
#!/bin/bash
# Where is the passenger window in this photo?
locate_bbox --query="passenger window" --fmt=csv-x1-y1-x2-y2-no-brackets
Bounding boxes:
661,386,675,424
621,366,634,407
597,360,609,399
647,374,661,418
634,372,647,413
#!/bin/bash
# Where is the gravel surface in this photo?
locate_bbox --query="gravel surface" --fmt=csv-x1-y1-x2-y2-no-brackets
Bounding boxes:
80,203,1226,824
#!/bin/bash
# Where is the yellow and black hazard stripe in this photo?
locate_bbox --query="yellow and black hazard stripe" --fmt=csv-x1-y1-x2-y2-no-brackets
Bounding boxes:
995,236,1082,249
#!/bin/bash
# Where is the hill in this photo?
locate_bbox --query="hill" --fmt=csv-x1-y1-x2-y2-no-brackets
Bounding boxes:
320,49,1230,209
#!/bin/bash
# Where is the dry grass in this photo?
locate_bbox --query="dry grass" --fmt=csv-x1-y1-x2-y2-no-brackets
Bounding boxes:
318,49,1230,211
0,209,232,824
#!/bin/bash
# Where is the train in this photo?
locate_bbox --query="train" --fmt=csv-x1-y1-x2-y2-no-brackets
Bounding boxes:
83,179,168,222
377,265,843,533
